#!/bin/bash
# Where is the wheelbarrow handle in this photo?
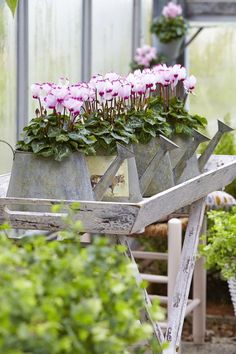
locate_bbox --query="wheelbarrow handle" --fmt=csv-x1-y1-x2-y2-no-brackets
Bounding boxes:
0,139,15,159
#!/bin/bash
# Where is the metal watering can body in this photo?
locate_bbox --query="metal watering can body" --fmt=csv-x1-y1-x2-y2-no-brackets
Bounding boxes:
133,136,175,196
7,150,94,202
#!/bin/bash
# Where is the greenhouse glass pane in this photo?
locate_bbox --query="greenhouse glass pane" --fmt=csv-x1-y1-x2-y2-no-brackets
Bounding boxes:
92,0,132,76
0,2,16,175
29,0,82,116
141,0,153,46
189,27,236,134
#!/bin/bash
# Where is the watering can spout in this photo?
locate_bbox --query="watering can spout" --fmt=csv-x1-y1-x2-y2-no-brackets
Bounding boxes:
218,119,234,133
198,120,234,172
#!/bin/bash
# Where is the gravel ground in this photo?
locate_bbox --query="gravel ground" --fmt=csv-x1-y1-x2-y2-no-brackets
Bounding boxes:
182,338,236,354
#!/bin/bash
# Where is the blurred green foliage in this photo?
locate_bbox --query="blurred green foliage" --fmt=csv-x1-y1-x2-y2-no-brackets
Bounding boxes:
199,207,236,280
0,209,164,354
5,0,18,16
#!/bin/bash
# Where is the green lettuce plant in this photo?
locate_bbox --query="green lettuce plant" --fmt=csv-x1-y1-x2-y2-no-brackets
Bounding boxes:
199,207,236,280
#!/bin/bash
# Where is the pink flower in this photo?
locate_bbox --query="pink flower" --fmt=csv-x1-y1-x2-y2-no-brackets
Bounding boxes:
158,69,172,86
95,80,107,97
118,83,131,100
31,83,42,99
44,94,57,109
178,66,187,81
134,45,157,67
58,77,69,87
51,86,69,104
162,2,182,18
63,97,83,114
41,83,53,95
183,75,197,93
104,72,121,81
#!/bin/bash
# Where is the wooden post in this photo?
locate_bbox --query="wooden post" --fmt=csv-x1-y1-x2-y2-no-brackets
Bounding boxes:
193,216,207,344
164,199,206,353
167,219,182,320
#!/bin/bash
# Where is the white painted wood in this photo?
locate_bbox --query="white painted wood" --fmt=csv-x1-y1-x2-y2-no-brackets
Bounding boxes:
168,219,182,321
185,298,201,317
164,199,206,353
193,216,207,344
117,236,165,345
141,274,168,284
0,173,10,198
132,251,168,260
132,156,236,232
1,155,236,233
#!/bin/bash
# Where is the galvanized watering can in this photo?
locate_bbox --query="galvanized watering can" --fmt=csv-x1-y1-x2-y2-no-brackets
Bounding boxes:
1,140,138,211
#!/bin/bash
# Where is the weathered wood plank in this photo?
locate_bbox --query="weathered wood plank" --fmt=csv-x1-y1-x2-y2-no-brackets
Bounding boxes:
186,1,236,18
132,157,236,232
1,204,140,234
0,173,10,198
117,236,164,345
0,155,236,234
164,199,206,353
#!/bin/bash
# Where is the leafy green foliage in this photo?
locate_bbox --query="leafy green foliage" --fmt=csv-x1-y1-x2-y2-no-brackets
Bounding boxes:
83,104,171,154
17,97,206,160
152,97,207,136
17,114,97,161
0,221,165,354
151,16,188,43
5,0,18,16
199,207,236,280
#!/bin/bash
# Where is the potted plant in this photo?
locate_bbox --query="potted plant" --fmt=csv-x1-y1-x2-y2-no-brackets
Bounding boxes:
199,207,236,315
0,217,164,353
130,44,165,72
151,1,188,64
9,65,206,202
126,64,207,195
10,73,170,203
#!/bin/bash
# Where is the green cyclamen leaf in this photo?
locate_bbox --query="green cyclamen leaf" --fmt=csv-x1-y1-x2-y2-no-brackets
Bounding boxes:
54,144,71,162
48,126,62,138
56,134,69,142
31,141,50,153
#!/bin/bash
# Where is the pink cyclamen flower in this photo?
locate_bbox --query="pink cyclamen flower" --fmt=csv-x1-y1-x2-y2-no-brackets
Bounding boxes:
44,93,57,109
118,83,132,100
183,75,197,93
63,97,83,114
51,86,69,103
41,83,53,95
31,83,42,99
162,2,182,18
104,72,121,81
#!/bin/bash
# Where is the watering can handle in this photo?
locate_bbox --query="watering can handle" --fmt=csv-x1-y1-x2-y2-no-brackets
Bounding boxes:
0,139,15,159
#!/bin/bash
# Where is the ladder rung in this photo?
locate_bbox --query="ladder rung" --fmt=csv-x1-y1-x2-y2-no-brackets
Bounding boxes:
149,295,168,304
132,251,168,260
141,273,168,283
